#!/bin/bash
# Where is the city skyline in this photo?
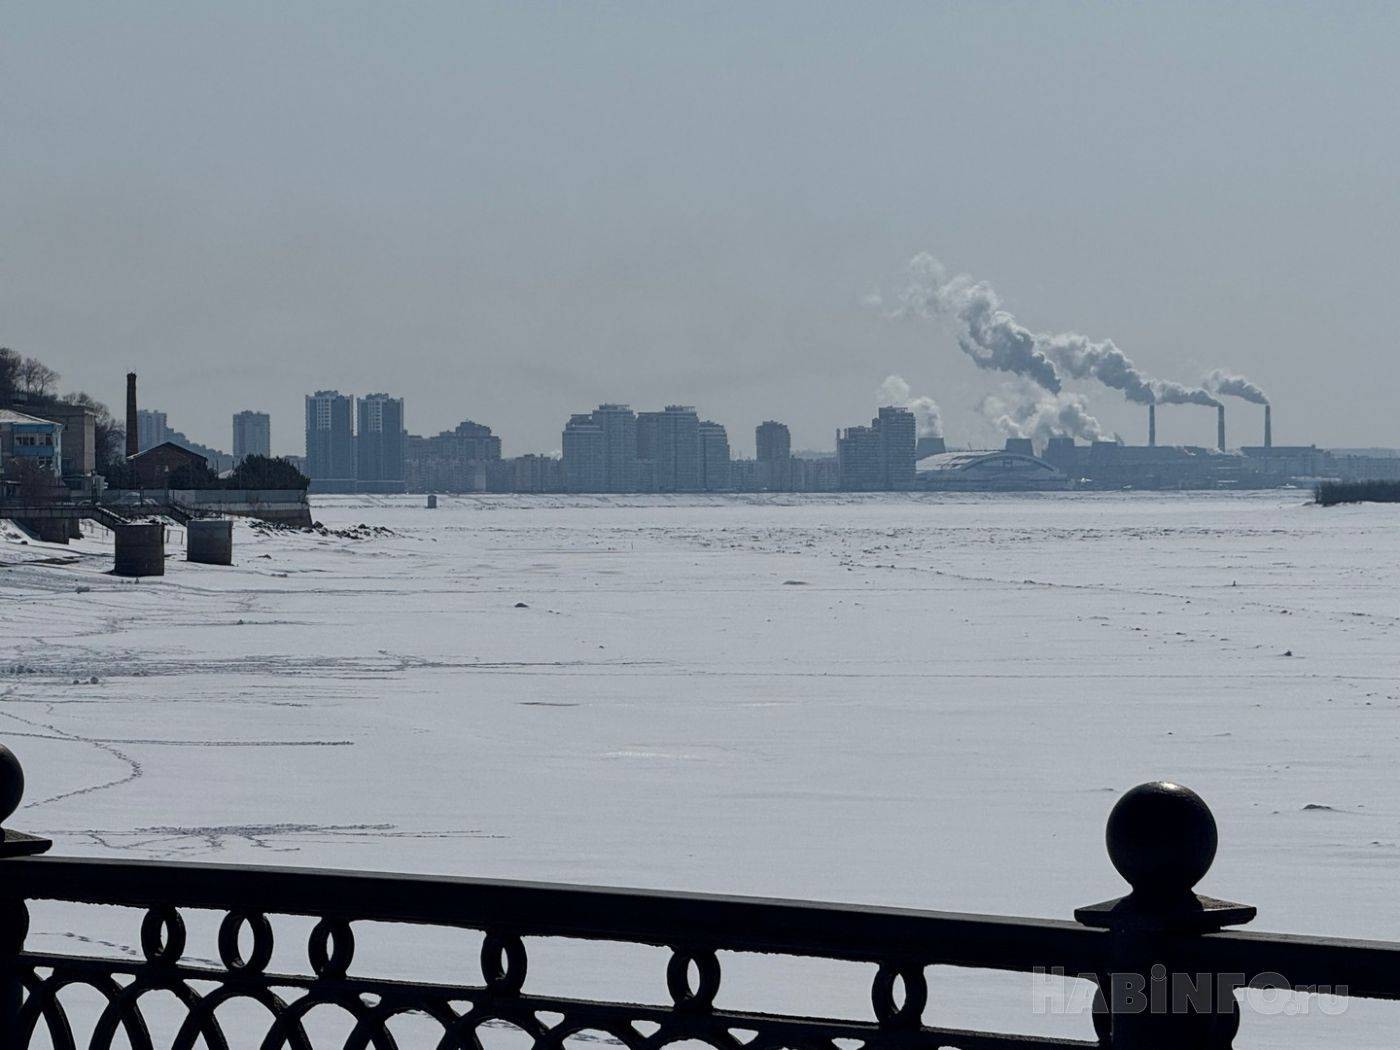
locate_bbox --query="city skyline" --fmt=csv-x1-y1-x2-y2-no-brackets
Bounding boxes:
129,373,1301,464
6,6,1398,456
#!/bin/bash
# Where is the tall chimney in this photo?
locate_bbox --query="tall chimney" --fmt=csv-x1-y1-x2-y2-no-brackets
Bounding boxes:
1148,403,1156,447
1216,403,1226,452
1264,404,1272,448
125,372,139,458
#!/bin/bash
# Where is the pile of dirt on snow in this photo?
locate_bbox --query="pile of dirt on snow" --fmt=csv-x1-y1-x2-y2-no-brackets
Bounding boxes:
250,520,396,540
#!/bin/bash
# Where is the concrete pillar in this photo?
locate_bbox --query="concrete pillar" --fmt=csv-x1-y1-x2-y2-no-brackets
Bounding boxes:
187,519,233,566
20,519,70,545
114,523,164,577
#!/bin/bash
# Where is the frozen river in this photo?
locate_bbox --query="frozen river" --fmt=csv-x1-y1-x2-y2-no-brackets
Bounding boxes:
2,492,1398,1046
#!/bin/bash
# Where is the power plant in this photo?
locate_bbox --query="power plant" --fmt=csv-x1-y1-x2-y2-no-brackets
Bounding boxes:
911,394,1359,492
887,253,1371,489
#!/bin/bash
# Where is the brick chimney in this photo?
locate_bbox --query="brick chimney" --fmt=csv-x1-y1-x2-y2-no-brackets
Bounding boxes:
125,372,138,458
1216,404,1226,452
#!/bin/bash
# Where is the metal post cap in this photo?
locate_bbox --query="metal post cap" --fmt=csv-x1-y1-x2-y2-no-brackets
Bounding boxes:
0,744,50,858
0,744,24,826
1106,781,1217,898
1077,781,1254,933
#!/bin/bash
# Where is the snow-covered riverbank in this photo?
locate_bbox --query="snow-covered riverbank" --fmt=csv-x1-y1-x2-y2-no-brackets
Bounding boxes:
3,492,1397,1046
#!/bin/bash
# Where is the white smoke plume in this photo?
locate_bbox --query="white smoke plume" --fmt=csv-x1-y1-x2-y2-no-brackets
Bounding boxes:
1204,369,1269,405
876,374,944,438
899,253,1221,408
898,255,1062,392
1042,334,1219,407
979,389,1109,446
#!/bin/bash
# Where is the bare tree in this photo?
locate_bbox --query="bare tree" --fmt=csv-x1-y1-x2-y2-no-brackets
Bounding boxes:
17,356,59,397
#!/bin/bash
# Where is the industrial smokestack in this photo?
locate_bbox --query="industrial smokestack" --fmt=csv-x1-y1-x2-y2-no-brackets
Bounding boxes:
1148,403,1156,447
125,372,138,458
1264,404,1272,448
1217,404,1226,452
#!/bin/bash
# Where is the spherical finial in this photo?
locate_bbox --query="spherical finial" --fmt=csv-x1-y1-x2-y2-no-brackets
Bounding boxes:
0,744,24,826
1106,782,1216,900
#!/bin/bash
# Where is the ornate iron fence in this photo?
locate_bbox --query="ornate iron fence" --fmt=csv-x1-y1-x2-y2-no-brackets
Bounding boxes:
1,744,1398,1049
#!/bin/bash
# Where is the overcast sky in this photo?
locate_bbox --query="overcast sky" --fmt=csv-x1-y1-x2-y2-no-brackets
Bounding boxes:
3,3,1397,456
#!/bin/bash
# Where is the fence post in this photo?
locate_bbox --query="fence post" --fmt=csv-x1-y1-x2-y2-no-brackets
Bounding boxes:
0,745,52,1045
1076,782,1255,1049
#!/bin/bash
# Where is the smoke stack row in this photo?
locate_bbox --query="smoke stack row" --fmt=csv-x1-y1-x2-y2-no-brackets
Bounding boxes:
1264,404,1272,448
125,372,139,459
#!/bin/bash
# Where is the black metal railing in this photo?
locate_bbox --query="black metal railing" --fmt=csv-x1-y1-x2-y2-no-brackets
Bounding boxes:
1,745,1397,1049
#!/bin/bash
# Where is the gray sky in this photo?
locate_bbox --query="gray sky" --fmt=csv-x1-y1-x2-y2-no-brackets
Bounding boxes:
3,2,1397,456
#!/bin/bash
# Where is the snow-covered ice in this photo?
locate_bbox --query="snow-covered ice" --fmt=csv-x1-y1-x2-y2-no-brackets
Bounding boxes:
2,492,1398,1047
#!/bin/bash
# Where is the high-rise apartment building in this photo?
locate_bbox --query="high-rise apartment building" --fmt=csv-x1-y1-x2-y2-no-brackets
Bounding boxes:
655,405,701,492
136,408,234,472
636,411,660,462
405,419,501,492
561,402,729,494
754,420,792,492
755,421,791,462
592,403,638,493
304,390,356,488
562,413,605,492
836,425,882,491
356,394,406,492
507,453,564,494
698,421,731,491
636,411,662,493
877,406,916,489
136,409,169,453
232,411,271,461
837,407,917,491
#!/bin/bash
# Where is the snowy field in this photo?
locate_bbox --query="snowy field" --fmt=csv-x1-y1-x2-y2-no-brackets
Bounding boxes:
2,492,1398,1047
